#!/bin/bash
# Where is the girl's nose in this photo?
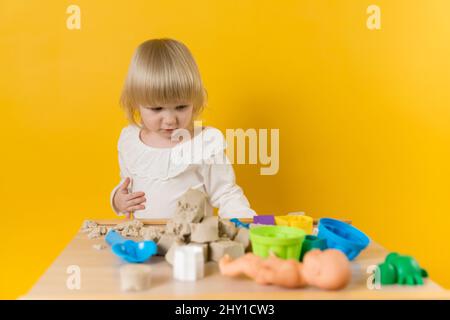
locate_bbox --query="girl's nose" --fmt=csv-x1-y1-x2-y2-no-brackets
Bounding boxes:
163,114,177,126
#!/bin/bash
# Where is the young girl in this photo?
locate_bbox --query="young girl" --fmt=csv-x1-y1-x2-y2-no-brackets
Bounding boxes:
110,38,256,219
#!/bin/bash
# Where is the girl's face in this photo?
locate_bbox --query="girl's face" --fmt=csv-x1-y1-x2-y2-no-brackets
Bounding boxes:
138,103,194,139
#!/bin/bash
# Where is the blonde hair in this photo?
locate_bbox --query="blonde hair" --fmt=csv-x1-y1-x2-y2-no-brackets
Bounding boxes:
120,38,207,126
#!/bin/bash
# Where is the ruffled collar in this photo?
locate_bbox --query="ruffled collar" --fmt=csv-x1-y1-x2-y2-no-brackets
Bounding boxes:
118,125,227,180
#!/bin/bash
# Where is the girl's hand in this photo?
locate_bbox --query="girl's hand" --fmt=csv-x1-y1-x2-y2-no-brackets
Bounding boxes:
113,177,146,217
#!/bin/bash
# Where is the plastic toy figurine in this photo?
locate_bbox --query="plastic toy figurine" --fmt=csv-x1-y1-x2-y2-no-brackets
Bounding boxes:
376,252,428,286
219,249,351,290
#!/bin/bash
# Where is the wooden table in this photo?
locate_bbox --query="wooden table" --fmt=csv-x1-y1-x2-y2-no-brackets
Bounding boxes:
22,219,450,300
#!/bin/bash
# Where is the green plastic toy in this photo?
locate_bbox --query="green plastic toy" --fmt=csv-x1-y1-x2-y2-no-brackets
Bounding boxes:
250,226,306,260
376,252,428,286
299,235,327,261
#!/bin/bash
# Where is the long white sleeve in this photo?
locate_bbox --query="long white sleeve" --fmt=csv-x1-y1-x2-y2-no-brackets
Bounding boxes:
202,153,256,219
110,152,132,215
110,124,257,219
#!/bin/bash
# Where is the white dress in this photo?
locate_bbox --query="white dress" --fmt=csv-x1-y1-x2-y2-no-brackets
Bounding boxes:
110,124,257,219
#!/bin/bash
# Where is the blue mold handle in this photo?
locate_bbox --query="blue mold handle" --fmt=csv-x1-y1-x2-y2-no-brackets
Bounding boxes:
317,218,370,261
230,218,250,229
105,230,157,263
105,230,127,246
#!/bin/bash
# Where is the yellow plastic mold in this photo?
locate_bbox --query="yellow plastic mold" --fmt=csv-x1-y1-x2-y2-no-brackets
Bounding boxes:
274,215,314,234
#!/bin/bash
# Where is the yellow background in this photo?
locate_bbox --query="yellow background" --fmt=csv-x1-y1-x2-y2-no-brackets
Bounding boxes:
1,0,449,298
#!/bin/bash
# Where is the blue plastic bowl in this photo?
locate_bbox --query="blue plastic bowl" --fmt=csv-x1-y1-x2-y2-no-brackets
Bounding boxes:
317,218,370,261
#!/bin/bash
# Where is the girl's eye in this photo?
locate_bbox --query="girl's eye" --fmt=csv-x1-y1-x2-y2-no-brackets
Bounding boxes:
150,107,163,111
176,105,188,110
